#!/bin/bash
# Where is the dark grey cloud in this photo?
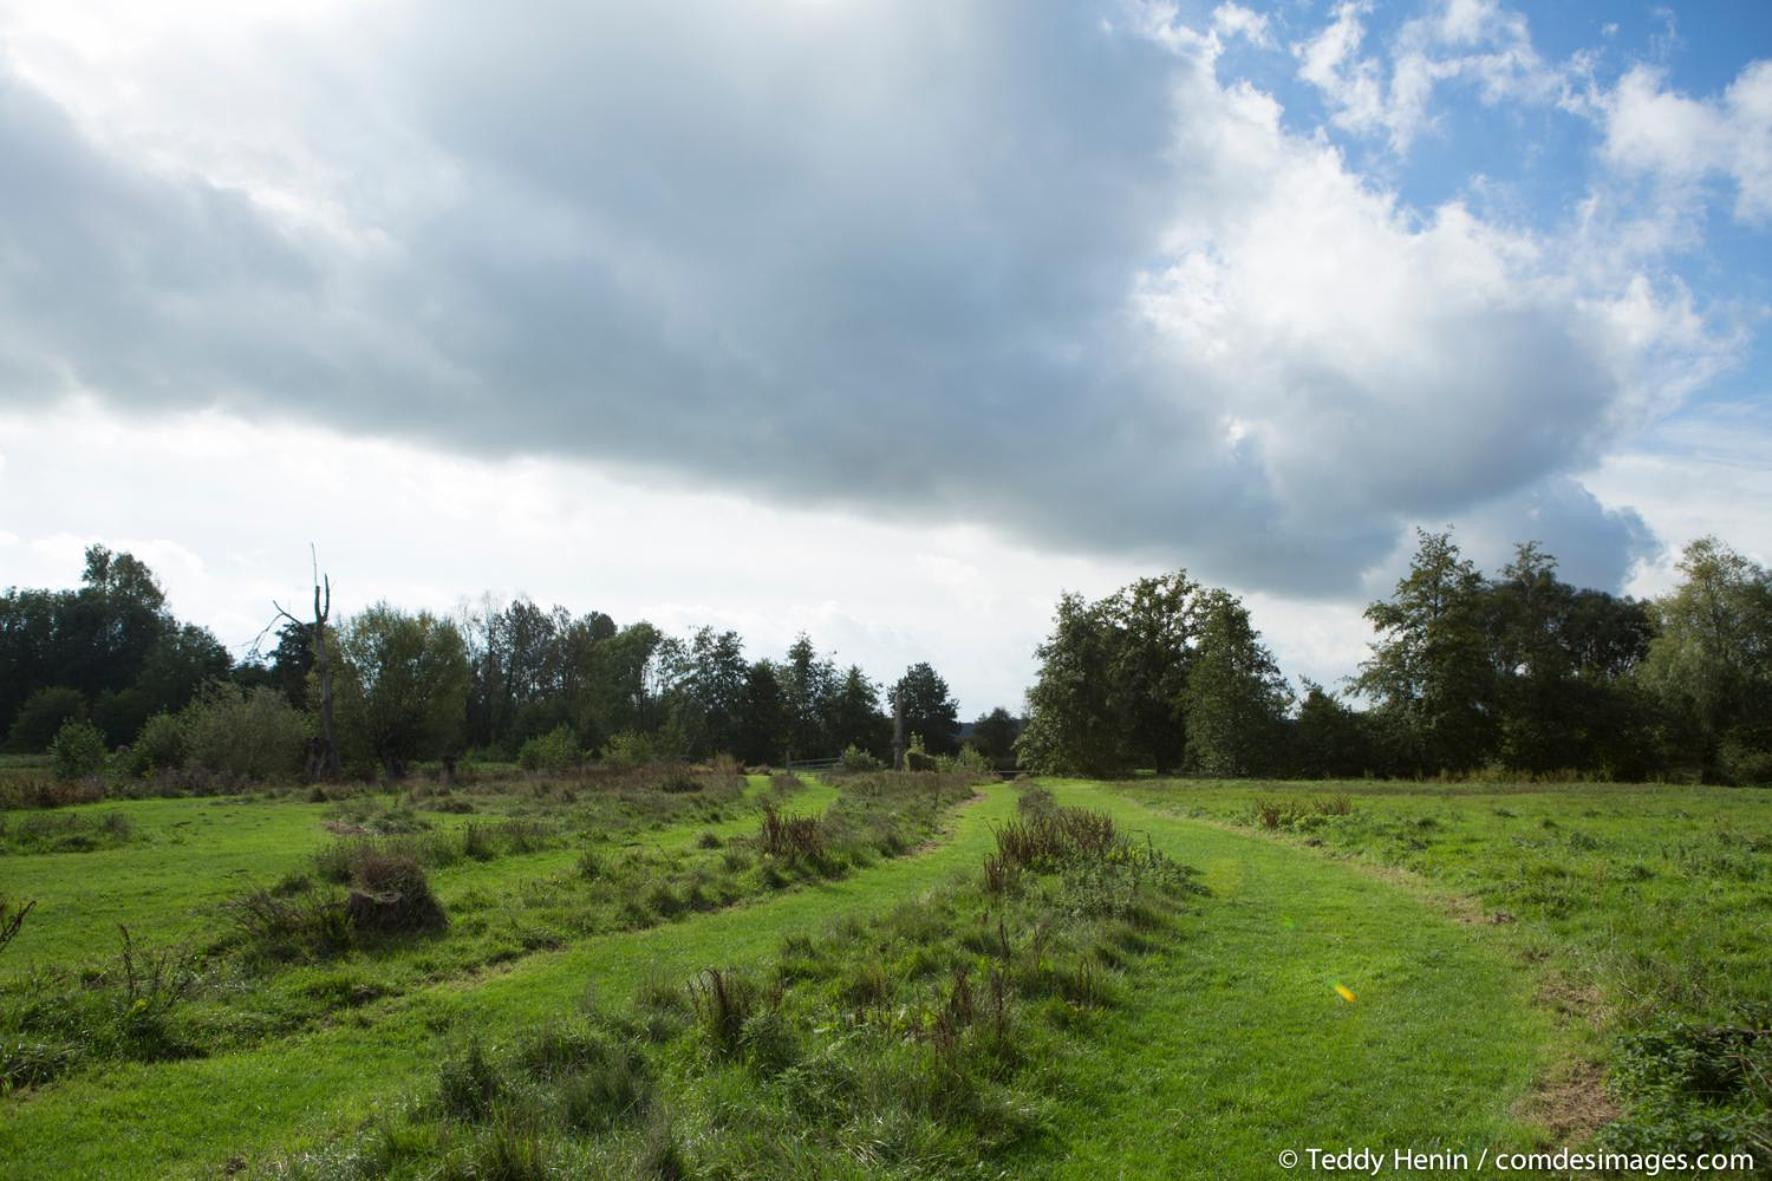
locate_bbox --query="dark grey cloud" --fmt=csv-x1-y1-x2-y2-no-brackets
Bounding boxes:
0,2,1707,595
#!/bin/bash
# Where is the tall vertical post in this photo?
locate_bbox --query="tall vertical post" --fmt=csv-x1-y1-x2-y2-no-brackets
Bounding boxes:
892,697,905,771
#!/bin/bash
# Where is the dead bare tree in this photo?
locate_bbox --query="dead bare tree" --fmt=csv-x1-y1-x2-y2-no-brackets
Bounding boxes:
267,547,341,779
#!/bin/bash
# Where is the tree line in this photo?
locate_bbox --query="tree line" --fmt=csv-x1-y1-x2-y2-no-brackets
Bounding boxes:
0,547,997,778
1019,530,1772,784
6,529,1768,784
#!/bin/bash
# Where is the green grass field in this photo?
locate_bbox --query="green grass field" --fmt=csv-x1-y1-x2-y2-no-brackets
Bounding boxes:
1,772,1765,1177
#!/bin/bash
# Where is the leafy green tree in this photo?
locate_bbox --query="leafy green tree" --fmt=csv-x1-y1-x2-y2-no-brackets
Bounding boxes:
736,660,788,765
1018,592,1131,776
970,707,1021,763
1640,537,1772,781
1181,590,1290,776
661,627,750,759
1102,573,1200,772
337,604,471,776
182,685,310,782
1354,530,1497,774
518,725,581,772
1020,573,1203,775
95,622,232,744
48,717,107,780
827,665,889,758
1290,680,1372,778
126,712,189,778
261,620,314,710
571,622,667,749
781,634,837,762
1487,543,1655,775
0,546,204,741
5,686,88,754
889,662,960,756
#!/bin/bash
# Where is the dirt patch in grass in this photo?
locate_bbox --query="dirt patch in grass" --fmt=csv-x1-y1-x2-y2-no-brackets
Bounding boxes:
1516,1058,1619,1145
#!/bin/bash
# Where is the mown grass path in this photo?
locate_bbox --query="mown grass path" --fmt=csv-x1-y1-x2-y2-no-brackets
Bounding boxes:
2,779,1555,1179
0,774,814,977
1027,780,1554,1179
0,780,1005,1179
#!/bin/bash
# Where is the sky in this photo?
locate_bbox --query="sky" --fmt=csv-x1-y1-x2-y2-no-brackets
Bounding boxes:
1,0,1769,715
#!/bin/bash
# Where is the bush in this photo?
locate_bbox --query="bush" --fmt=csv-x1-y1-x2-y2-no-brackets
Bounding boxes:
602,731,682,768
6,687,87,754
839,744,884,773
518,725,580,773
1717,738,1772,786
941,745,992,776
126,712,188,778
48,719,107,780
758,804,825,863
182,685,310,782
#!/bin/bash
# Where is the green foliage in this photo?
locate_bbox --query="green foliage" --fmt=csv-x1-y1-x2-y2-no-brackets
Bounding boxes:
1640,537,1772,781
1182,589,1290,776
1354,530,1497,774
181,685,310,782
337,604,472,776
48,718,106,780
969,707,1021,763
1,546,227,753
1290,680,1373,778
659,627,749,761
1020,573,1203,776
601,729,682,768
838,743,884,772
0,810,134,855
517,725,580,772
6,687,89,755
941,744,993,776
0,927,196,1091
889,661,961,756
125,712,188,778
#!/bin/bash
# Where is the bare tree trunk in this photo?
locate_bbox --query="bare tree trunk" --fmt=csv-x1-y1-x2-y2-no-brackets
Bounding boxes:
892,698,905,771
313,574,341,779
271,550,342,781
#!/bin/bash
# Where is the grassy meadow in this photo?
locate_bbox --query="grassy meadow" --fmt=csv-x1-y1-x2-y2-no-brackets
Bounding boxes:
0,768,1765,1177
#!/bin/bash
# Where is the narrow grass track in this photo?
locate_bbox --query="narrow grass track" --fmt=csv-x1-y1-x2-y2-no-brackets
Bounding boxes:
0,775,820,977
0,780,1007,1179
1026,780,1554,1179
2,779,1555,1178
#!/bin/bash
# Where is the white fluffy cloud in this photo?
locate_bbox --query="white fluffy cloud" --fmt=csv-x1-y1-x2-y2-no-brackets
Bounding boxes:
0,0,1761,693
1293,0,1561,152
1601,61,1772,222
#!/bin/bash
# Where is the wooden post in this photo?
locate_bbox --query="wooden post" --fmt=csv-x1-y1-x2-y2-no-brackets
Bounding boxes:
892,697,905,771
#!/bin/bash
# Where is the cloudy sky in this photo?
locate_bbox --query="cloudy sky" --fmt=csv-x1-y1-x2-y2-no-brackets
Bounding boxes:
1,0,1769,714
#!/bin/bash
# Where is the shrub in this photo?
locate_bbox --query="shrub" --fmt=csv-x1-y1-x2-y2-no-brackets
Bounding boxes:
5,687,87,754
518,725,580,773
127,712,188,777
224,886,352,961
758,804,825,863
602,731,682,768
182,685,309,782
941,745,993,776
48,719,107,780
839,744,884,773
